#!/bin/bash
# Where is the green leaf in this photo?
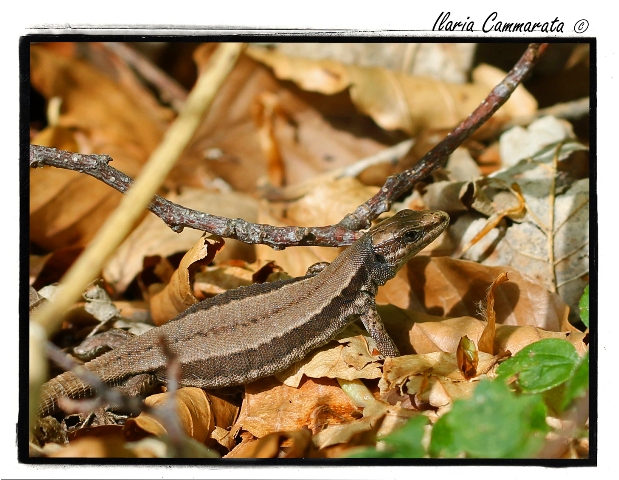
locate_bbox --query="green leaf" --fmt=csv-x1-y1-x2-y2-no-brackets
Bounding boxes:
347,415,428,458
428,379,548,458
380,415,428,457
496,339,579,393
560,351,589,411
579,285,589,328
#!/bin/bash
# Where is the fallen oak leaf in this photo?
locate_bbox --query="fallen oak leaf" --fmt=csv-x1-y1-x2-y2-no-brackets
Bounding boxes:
123,387,215,443
246,45,536,136
380,351,500,415
236,376,358,440
276,324,383,388
149,233,225,325
226,429,312,458
103,187,258,295
379,256,570,331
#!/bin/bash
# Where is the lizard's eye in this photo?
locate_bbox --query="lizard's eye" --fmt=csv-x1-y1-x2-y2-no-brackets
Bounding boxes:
403,231,422,244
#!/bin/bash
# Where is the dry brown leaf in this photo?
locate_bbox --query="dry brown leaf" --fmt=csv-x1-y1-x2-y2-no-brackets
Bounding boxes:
103,187,258,295
246,46,536,136
29,246,83,289
175,44,392,195
30,44,172,251
124,387,216,443
495,325,588,357
272,43,476,84
377,256,570,331
456,124,590,312
193,264,256,298
406,376,479,415
236,377,357,439
311,397,420,451
478,272,510,354
286,177,380,227
500,116,578,167
190,259,287,300
49,431,136,458
311,413,384,450
276,326,383,388
251,91,288,187
380,351,499,415
410,316,485,354
382,351,498,388
409,315,587,357
226,429,312,458
149,234,225,325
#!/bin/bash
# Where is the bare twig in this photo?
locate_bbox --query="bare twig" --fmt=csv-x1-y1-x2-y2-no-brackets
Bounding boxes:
29,144,359,248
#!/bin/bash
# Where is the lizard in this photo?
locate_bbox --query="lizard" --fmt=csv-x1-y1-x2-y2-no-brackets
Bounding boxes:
37,209,449,418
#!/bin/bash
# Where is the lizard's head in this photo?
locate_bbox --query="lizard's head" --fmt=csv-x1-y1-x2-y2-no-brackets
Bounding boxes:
369,209,449,279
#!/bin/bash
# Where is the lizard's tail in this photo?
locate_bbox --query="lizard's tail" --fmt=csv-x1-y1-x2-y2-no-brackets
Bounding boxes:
37,371,94,418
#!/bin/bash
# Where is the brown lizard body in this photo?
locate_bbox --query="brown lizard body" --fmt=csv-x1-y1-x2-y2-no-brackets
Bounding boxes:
37,209,449,417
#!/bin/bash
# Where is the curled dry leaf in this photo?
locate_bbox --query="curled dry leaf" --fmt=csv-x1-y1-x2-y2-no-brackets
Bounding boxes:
311,412,385,451
251,91,288,187
148,234,225,325
478,272,510,354
246,45,536,136
123,387,238,445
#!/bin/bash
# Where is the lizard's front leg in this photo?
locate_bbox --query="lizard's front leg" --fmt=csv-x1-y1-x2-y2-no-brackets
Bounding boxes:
359,297,400,358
